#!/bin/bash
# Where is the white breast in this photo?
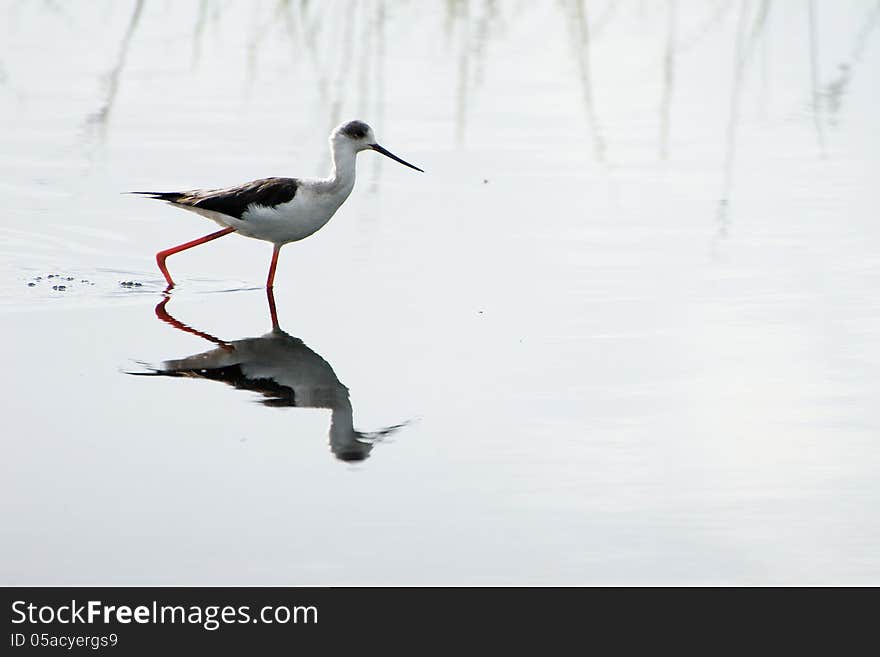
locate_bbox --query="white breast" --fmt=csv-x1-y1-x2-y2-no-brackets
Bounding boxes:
231,182,352,245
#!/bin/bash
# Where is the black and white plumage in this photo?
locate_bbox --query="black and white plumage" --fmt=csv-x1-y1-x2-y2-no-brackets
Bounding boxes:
133,120,423,288
133,177,300,221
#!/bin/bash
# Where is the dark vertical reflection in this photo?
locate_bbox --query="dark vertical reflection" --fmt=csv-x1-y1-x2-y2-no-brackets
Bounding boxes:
758,3,769,119
470,1,497,101
674,0,734,54
85,0,144,139
357,0,373,118
591,0,618,38
808,0,826,157
279,1,372,170
368,0,387,192
191,0,210,67
452,0,470,146
131,291,406,463
659,0,676,160
717,0,770,241
823,0,880,124
446,0,498,147
245,1,290,91
568,0,607,163
271,0,389,180
329,0,357,134
286,0,331,107
718,0,750,233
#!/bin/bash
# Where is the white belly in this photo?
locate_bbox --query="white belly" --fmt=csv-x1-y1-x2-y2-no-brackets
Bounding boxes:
239,190,347,244
188,184,353,245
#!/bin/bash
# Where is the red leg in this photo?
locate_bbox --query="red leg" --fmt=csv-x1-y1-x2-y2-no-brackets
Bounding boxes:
156,226,236,288
266,244,281,289
154,296,234,350
266,287,280,331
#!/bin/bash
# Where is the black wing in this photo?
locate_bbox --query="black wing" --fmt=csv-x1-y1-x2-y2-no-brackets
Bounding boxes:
131,177,299,220
131,365,298,407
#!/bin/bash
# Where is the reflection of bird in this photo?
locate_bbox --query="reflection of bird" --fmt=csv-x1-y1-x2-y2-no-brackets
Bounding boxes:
130,290,404,462
132,120,423,289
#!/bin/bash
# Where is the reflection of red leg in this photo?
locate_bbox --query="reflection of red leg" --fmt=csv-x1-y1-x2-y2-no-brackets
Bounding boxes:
156,227,236,288
154,296,233,350
266,287,279,331
266,245,281,289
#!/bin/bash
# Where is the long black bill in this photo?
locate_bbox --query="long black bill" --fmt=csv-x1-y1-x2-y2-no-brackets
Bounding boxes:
369,143,424,172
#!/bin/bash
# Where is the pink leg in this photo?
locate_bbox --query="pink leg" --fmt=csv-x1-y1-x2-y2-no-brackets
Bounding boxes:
266,244,281,289
156,227,236,288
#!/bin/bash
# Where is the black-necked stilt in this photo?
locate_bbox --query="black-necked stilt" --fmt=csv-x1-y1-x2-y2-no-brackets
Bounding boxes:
131,290,404,462
133,120,423,289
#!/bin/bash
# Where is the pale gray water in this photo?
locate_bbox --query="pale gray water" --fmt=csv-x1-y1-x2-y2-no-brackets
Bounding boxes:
1,0,879,585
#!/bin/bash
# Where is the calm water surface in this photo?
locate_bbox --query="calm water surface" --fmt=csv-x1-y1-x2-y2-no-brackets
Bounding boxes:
2,1,879,584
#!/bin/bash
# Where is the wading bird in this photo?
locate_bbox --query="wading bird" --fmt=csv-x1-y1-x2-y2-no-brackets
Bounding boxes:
132,120,423,288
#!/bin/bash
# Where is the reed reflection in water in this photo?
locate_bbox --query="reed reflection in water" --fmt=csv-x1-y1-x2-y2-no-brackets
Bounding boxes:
44,0,878,232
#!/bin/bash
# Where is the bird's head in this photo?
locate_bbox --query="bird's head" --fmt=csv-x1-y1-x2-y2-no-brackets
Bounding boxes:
333,120,424,172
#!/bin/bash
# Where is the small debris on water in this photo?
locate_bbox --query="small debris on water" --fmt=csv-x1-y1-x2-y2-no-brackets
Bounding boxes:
28,273,93,289
119,281,143,288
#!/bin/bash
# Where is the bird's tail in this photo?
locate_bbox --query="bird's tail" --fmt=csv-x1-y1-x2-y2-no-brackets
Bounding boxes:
128,191,186,202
